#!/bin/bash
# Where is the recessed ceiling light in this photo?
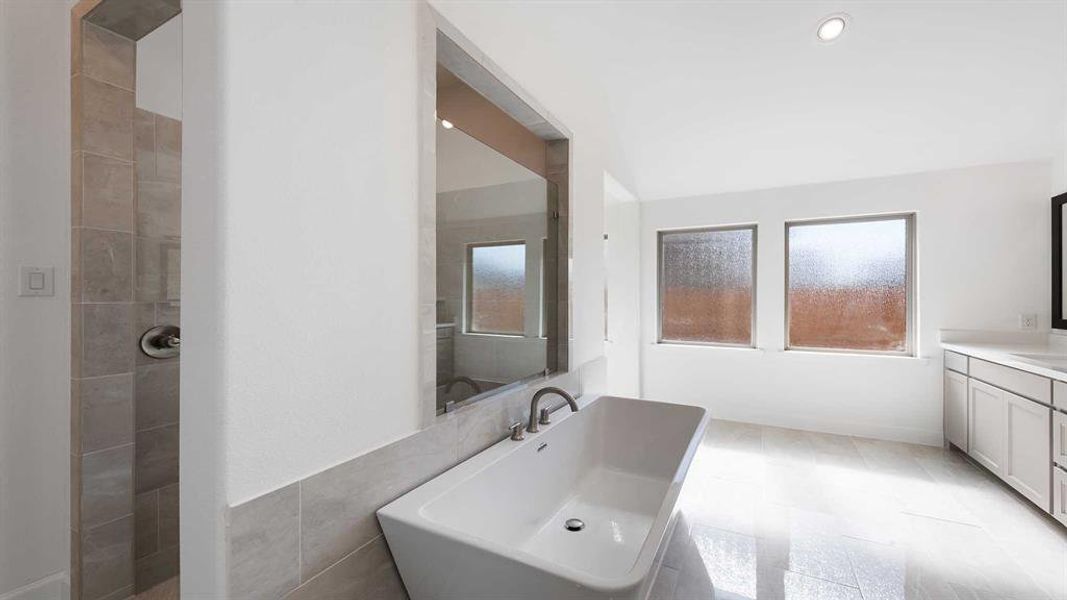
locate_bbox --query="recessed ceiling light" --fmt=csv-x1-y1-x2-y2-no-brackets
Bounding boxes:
817,15,847,42
441,119,454,129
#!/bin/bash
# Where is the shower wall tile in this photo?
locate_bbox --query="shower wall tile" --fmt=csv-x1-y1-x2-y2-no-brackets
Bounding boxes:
157,483,179,548
136,181,180,239
135,364,179,430
81,23,134,91
285,536,406,600
134,424,178,493
81,515,134,600
81,76,134,161
299,418,458,578
229,483,301,600
134,109,155,179
135,238,180,302
73,151,84,226
81,444,133,528
80,373,134,454
80,229,133,302
81,153,135,231
134,490,158,559
80,303,134,378
135,544,178,592
154,116,181,183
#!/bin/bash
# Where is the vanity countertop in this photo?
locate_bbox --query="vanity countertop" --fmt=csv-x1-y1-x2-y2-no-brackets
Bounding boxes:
942,340,1067,382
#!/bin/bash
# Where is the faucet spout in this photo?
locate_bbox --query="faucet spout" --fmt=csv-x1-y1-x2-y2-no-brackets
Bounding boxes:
527,386,578,433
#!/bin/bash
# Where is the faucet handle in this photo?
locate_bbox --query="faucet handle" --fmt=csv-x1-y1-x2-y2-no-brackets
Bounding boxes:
509,421,525,441
539,407,552,425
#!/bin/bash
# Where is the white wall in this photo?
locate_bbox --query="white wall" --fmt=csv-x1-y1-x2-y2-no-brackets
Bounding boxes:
182,1,620,590
604,174,641,397
1056,101,1067,196
0,0,71,594
136,14,182,120
640,162,1051,445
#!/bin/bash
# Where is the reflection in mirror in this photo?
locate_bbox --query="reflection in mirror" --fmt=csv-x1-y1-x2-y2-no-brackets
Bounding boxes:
435,124,553,413
1054,193,1067,329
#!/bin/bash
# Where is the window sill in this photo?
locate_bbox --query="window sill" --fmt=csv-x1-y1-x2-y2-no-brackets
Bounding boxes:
654,341,761,351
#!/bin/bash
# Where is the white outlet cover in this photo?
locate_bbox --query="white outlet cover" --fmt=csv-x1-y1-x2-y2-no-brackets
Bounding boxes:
19,266,54,297
1018,313,1038,330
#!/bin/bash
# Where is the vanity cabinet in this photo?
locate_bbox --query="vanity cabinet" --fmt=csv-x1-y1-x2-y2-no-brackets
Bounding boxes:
1054,467,1067,527
968,379,1006,475
944,369,968,451
1003,392,1051,507
1054,410,1067,467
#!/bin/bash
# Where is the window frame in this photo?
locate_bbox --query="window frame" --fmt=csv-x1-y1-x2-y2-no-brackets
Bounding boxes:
465,239,528,337
783,212,916,357
656,224,759,348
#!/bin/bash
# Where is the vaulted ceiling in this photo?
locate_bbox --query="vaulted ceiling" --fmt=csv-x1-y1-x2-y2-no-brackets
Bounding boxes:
435,1,1067,201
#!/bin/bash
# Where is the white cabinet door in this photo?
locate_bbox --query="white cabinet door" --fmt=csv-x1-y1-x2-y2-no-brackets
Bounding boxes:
944,370,968,451
968,379,1006,475
1003,392,1051,509
1053,411,1067,468
1053,467,1067,527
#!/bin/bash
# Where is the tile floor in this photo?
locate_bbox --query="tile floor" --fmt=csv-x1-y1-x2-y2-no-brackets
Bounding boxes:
652,420,1067,600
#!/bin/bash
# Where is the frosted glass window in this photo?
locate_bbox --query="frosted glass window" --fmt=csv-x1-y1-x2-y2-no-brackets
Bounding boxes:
787,215,913,353
659,226,755,345
468,242,526,335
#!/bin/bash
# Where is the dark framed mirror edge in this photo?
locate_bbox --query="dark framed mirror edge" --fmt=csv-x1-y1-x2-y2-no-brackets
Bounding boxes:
1052,192,1067,330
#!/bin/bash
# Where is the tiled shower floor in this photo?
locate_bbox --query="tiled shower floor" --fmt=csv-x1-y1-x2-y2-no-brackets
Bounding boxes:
652,420,1067,600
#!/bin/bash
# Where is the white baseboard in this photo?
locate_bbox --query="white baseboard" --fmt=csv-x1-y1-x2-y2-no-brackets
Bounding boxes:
0,573,68,600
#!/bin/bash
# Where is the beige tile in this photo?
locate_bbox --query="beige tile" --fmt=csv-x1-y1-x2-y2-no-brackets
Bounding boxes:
82,515,134,600
135,364,179,430
300,419,457,578
136,181,180,239
135,425,178,493
82,153,135,231
80,303,134,377
134,577,178,600
135,545,178,594
285,536,406,600
81,443,134,528
134,491,158,559
81,76,134,160
72,453,82,533
157,484,179,548
82,23,134,90
229,483,300,599
80,228,133,302
73,151,84,225
135,238,180,302
135,109,156,180
80,373,134,453
154,115,181,183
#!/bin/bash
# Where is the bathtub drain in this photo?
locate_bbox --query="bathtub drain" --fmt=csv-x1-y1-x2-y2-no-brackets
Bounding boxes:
564,518,585,532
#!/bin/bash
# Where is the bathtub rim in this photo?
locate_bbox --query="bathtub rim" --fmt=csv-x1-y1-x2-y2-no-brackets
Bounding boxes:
377,394,710,594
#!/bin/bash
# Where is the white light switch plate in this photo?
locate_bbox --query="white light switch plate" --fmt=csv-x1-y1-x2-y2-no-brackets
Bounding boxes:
19,266,54,297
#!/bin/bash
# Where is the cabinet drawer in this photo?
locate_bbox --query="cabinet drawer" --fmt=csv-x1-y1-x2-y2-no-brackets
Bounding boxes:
1054,467,1067,526
970,358,1050,404
1055,411,1067,468
944,351,969,374
1055,381,1067,410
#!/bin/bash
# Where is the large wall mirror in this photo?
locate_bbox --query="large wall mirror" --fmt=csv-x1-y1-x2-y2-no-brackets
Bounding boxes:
429,29,570,417
1053,192,1067,329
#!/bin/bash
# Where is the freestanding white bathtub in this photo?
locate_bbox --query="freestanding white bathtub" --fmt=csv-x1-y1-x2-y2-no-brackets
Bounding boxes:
378,395,709,600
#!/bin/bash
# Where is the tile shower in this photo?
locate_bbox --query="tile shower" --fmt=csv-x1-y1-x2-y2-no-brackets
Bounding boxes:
71,9,181,599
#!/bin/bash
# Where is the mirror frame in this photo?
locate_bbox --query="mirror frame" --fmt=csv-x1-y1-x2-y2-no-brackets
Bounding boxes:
418,6,572,425
1053,193,1067,329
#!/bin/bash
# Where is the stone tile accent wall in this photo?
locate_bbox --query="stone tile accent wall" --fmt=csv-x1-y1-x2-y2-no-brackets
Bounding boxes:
72,14,181,598
227,365,592,599
72,20,138,600
131,107,181,592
